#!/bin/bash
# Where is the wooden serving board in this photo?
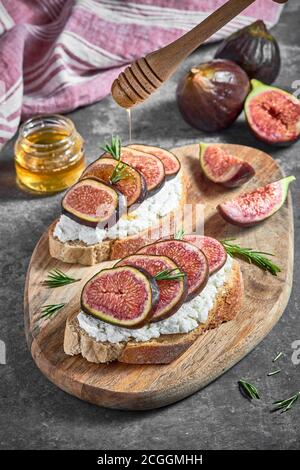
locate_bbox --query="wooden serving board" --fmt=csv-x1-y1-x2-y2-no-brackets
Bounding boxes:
24,144,294,410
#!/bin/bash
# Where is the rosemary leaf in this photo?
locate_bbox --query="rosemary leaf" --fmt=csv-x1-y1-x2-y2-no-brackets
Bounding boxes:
221,240,281,276
155,268,185,281
174,228,185,240
102,135,121,160
109,162,128,184
39,303,66,320
267,369,281,377
43,269,80,288
272,392,299,413
238,379,260,400
273,351,284,362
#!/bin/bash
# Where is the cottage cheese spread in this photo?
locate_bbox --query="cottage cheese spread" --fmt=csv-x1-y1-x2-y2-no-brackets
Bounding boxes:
77,256,233,343
53,172,183,245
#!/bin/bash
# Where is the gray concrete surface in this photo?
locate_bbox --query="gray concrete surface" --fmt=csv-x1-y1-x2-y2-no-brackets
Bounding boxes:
0,1,299,450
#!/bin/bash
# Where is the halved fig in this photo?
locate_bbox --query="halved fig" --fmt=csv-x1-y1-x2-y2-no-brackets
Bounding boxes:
128,144,181,179
182,235,227,274
137,239,209,300
82,157,146,207
62,178,120,227
116,254,188,322
217,175,295,227
104,147,165,194
245,80,300,146
199,143,255,188
81,266,159,328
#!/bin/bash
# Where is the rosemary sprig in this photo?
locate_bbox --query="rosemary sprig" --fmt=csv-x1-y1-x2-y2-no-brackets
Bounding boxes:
221,240,281,276
174,227,185,240
43,269,80,288
102,135,121,160
39,303,65,320
238,379,260,400
109,161,129,184
272,392,299,413
273,351,284,362
155,268,185,281
267,369,281,377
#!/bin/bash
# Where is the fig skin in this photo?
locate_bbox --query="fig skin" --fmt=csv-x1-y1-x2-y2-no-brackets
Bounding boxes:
81,266,160,329
176,59,250,132
215,20,280,85
199,143,255,188
245,80,300,147
217,176,295,227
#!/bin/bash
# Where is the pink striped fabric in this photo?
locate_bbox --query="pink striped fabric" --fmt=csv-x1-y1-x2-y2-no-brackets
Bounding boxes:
0,0,284,149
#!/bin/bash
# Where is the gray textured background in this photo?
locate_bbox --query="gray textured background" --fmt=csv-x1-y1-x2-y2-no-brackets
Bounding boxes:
0,1,299,451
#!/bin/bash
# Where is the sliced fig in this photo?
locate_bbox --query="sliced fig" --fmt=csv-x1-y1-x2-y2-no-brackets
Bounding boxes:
62,178,120,228
104,147,165,194
137,239,209,300
217,176,295,227
215,20,281,85
116,254,188,322
182,235,227,274
81,266,159,328
199,143,255,188
82,157,147,207
128,144,181,179
245,80,300,146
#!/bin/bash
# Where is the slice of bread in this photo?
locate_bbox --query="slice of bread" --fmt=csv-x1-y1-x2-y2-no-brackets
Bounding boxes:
64,260,243,365
49,171,188,265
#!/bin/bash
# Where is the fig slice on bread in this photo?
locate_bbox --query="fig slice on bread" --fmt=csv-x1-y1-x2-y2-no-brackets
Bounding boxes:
115,254,188,322
182,235,227,274
138,239,209,300
128,144,181,179
62,178,120,228
105,147,166,194
82,157,147,207
81,266,159,328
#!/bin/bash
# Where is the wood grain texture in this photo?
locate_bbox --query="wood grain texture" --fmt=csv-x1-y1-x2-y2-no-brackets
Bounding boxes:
24,144,294,410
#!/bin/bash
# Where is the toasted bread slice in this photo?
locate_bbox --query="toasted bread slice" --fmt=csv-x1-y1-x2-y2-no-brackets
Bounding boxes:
49,171,188,265
64,260,243,364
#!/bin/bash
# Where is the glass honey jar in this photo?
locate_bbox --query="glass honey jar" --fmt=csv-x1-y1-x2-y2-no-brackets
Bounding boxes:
14,114,85,194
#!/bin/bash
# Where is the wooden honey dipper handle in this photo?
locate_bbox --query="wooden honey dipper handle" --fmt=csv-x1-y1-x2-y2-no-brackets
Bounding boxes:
111,0,287,108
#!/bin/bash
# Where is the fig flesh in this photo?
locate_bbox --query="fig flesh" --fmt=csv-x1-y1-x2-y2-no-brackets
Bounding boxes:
199,143,255,188
62,178,120,228
245,80,300,146
138,239,209,300
215,20,280,85
128,144,181,179
217,176,295,227
116,254,188,322
176,59,250,132
81,266,159,328
182,235,227,274
82,157,147,207
104,147,165,194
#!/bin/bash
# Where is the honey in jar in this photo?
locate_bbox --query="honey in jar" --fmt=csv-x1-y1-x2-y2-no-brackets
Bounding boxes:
14,114,85,194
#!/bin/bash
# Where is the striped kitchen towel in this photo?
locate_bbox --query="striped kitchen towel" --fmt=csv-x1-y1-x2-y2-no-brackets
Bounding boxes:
0,0,285,150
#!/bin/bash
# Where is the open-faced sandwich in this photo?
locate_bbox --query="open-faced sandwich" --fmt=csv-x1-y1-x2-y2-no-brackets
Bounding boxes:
49,139,187,265
64,235,243,364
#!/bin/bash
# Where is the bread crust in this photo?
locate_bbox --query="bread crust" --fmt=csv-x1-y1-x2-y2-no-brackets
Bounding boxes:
49,171,188,266
64,261,243,365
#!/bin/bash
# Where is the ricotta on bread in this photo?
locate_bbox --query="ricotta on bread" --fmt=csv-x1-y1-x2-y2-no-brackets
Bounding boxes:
49,170,188,265
64,258,243,364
